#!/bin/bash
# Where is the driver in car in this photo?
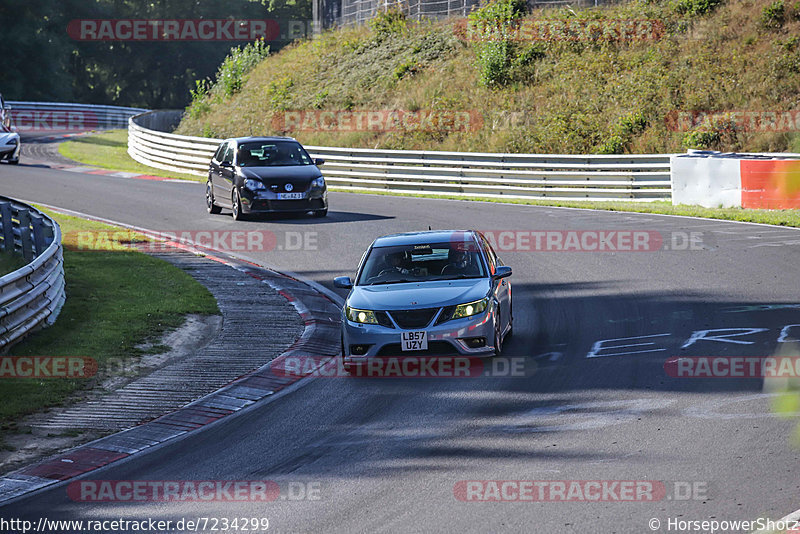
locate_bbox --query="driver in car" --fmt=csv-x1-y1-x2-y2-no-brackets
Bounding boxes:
441,249,480,276
384,251,410,275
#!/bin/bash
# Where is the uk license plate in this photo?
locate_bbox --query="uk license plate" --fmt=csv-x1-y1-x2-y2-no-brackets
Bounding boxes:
401,331,428,351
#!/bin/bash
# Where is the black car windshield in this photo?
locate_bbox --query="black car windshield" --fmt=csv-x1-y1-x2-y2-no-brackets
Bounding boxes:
237,141,313,167
357,242,486,286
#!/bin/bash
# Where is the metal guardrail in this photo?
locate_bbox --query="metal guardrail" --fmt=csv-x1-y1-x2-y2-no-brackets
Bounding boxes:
0,197,65,352
129,111,673,202
7,101,148,132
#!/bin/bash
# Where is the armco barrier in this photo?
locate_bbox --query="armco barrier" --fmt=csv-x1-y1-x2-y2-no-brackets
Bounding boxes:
0,197,65,352
128,111,673,202
7,101,147,133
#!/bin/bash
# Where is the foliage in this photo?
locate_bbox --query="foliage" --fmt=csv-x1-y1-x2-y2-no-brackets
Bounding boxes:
597,112,649,154
682,129,722,150
186,80,212,120
216,40,271,97
265,77,295,111
184,39,270,119
672,0,724,16
761,0,786,28
0,0,307,108
468,0,528,87
369,7,408,40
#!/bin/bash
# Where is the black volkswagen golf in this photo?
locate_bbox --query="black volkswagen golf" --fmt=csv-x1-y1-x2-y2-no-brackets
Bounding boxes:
206,137,328,220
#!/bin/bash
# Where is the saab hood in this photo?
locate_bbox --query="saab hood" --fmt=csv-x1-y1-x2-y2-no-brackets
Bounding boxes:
346,279,490,311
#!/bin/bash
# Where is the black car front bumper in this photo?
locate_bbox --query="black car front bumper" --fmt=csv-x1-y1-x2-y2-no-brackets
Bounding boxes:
240,189,327,213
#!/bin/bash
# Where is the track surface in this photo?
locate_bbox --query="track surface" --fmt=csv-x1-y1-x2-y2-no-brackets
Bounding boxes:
2,160,800,533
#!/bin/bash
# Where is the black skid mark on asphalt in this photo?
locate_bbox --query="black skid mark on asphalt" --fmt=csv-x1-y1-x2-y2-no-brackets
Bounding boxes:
247,448,332,477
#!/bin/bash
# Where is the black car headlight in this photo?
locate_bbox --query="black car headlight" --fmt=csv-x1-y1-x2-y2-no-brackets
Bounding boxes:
311,177,325,189
244,178,265,191
345,306,379,324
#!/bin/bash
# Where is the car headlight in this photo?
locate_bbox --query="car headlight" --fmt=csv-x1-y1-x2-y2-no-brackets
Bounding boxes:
451,298,489,320
345,306,379,324
311,177,325,188
244,178,265,190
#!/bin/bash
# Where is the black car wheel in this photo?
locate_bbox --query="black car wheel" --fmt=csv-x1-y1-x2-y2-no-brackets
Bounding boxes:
206,180,221,214
493,311,503,357
231,189,245,221
341,335,354,375
506,300,513,338
313,208,328,217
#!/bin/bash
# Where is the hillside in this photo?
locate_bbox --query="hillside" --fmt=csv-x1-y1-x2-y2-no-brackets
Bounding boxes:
175,0,800,154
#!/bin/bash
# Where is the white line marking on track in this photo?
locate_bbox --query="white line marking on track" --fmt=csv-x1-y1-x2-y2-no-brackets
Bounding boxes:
587,333,670,358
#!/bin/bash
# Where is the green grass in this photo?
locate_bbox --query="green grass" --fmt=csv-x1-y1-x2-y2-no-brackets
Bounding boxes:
331,188,800,227
0,209,219,442
59,130,202,182
0,252,27,277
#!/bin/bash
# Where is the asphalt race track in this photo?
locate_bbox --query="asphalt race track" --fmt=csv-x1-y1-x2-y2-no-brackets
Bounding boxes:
1,160,800,533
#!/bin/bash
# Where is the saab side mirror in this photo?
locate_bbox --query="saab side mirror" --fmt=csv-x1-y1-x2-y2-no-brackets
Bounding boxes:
493,266,512,280
333,276,353,289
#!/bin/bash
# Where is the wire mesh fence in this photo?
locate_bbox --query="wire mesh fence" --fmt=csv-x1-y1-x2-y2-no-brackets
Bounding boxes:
333,0,623,26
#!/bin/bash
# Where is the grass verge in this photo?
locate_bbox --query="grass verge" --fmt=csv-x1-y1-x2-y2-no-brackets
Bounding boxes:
58,130,202,182
0,209,219,447
330,188,800,228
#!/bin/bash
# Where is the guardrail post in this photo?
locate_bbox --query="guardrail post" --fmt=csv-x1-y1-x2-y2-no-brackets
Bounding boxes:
0,202,13,252
30,214,48,256
17,209,34,262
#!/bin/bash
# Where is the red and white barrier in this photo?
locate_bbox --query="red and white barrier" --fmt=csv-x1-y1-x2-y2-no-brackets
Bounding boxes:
671,151,800,209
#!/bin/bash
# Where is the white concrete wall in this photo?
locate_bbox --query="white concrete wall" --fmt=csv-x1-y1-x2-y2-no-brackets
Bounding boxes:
670,154,742,208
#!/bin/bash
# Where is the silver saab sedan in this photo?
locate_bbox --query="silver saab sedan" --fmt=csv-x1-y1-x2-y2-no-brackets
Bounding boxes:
334,230,512,367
